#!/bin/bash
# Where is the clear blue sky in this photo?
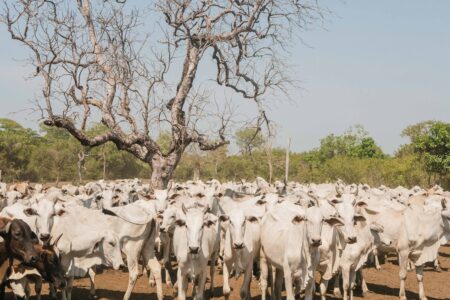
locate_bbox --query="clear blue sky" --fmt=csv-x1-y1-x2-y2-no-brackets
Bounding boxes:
0,0,449,154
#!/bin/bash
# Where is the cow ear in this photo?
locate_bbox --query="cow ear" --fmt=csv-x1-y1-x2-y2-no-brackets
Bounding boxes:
0,217,12,234
354,201,367,208
256,199,267,206
169,193,180,200
219,215,229,222
23,208,38,216
354,214,366,222
246,216,259,223
203,219,216,227
324,217,344,227
291,215,306,225
328,198,341,206
175,219,186,227
54,209,66,217
144,194,156,200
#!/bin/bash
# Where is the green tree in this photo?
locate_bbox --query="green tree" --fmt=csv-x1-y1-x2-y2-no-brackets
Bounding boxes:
0,118,40,181
235,127,265,155
412,121,450,184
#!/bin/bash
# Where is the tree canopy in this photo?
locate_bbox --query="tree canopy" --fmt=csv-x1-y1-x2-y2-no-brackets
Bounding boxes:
0,119,448,189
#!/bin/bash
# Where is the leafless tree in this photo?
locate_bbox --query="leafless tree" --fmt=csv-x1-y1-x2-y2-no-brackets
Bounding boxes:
1,0,323,188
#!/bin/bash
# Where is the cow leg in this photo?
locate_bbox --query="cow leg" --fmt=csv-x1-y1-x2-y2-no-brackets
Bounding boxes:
374,252,381,270
259,250,269,300
88,268,97,299
349,269,357,300
142,230,163,300
283,264,295,300
274,268,283,300
319,273,329,300
359,269,370,296
65,276,74,300
240,260,253,300
209,253,217,296
195,267,208,300
415,265,427,300
304,273,316,300
332,271,342,298
147,257,163,300
342,264,350,300
35,276,43,300
49,283,57,300
123,254,140,300
398,252,408,300
163,238,173,289
222,259,232,299
177,268,188,300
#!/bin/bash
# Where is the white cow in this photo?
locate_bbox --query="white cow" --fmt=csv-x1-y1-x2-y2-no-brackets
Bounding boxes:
360,200,450,300
172,204,220,300
219,197,266,300
260,201,344,300
340,219,391,300
50,206,124,300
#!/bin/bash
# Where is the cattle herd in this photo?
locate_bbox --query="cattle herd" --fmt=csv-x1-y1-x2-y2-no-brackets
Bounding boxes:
0,178,449,300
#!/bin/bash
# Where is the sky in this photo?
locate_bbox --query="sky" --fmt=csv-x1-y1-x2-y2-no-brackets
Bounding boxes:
0,0,449,154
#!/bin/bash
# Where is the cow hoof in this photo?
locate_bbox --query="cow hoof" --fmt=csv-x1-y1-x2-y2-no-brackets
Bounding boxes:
166,281,173,289
376,266,381,270
435,266,442,272
333,289,342,298
362,290,372,297
88,295,98,300
149,280,156,288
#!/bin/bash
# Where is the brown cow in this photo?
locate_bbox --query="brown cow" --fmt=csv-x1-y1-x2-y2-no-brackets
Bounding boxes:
0,217,40,299
5,237,66,300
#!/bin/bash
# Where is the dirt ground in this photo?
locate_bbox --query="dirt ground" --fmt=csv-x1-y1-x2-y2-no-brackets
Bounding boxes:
6,244,450,299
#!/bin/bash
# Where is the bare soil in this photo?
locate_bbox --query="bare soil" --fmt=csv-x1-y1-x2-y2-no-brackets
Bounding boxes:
6,244,450,299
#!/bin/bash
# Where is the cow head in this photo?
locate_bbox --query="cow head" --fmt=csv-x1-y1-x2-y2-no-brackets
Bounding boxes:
95,230,124,271
23,199,66,243
0,218,39,265
219,209,259,250
34,235,66,290
328,196,358,244
304,206,344,247
160,205,177,233
176,204,208,254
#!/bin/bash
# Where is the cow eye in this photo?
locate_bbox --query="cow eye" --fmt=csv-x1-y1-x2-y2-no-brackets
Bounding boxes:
109,241,115,247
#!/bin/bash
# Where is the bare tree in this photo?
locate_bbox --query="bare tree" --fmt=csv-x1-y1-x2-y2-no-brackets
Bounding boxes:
1,0,323,188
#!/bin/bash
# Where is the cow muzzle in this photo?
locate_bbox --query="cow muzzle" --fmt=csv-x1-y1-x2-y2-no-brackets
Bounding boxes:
311,238,322,247
189,246,200,254
40,233,51,242
233,242,244,250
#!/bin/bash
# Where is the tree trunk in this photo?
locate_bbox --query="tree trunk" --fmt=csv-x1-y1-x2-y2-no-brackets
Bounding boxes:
150,153,180,189
102,147,107,180
77,151,85,183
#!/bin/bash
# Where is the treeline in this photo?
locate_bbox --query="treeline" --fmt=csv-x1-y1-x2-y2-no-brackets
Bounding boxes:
0,119,448,189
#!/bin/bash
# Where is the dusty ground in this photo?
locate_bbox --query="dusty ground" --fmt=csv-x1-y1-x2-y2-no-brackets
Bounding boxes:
6,244,450,299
